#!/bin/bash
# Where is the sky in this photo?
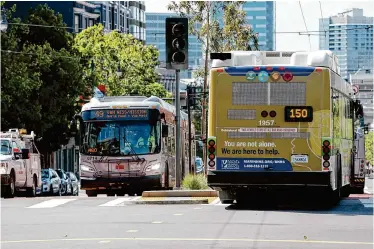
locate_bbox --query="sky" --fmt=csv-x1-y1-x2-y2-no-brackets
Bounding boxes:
144,0,374,51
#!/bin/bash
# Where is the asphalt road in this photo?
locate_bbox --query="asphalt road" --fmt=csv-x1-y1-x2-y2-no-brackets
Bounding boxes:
1,193,373,249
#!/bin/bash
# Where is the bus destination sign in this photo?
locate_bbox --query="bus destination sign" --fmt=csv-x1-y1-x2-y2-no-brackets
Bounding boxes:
83,109,149,121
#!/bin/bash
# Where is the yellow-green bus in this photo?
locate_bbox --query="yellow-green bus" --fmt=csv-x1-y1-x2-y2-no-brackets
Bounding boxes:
206,50,365,205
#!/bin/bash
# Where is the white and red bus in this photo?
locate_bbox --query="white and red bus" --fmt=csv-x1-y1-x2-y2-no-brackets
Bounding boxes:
72,96,195,197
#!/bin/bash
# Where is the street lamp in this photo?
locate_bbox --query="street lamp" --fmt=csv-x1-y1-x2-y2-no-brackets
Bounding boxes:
1,8,8,32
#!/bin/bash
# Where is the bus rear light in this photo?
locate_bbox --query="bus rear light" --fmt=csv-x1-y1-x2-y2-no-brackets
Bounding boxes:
361,164,364,168
209,154,215,160
207,136,217,170
323,161,330,167
261,111,268,117
361,160,364,163
323,155,330,161
282,72,293,82
323,140,330,147
269,111,276,117
208,161,215,167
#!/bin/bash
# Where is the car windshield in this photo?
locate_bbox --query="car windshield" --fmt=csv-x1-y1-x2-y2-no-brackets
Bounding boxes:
41,170,50,179
0,140,12,155
81,121,161,156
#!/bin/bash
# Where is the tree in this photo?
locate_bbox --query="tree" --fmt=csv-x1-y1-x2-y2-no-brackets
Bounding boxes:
1,4,89,154
168,1,259,167
73,24,169,98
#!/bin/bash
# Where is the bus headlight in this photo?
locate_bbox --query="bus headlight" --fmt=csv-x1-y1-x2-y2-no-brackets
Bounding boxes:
146,163,161,172
81,164,95,172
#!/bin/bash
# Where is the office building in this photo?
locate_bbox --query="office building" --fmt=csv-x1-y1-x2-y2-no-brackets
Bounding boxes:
319,8,373,80
213,1,275,51
350,69,374,124
4,1,146,42
146,12,203,79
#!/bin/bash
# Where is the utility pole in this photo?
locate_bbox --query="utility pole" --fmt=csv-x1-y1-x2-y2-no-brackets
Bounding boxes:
187,86,193,175
175,69,181,187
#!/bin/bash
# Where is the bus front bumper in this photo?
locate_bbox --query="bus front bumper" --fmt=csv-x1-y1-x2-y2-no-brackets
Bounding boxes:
81,175,161,190
208,171,332,190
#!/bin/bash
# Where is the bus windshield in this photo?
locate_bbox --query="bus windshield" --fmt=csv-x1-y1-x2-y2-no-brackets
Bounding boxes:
81,121,161,156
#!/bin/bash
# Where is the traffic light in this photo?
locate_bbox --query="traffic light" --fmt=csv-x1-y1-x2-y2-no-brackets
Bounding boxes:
364,124,369,134
166,17,188,70
187,86,196,107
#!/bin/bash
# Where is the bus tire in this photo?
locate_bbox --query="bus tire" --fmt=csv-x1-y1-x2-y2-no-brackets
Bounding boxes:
86,190,97,197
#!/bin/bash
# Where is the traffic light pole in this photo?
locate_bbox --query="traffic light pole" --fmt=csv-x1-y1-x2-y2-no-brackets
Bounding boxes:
175,69,181,189
187,89,193,175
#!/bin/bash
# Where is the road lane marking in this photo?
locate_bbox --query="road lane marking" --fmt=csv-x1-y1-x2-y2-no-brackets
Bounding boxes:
27,199,76,208
98,240,111,243
1,237,373,245
99,198,128,207
152,221,163,224
173,213,183,216
126,230,138,233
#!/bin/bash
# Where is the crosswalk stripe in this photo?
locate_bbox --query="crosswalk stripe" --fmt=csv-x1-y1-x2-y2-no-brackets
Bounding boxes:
27,199,76,208
99,198,129,207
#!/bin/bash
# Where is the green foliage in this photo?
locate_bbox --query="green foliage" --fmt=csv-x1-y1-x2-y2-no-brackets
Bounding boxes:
365,131,373,165
182,174,208,190
73,25,169,98
1,4,89,152
168,1,259,53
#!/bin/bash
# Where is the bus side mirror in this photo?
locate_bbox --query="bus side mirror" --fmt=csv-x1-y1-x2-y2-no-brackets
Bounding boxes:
162,125,168,137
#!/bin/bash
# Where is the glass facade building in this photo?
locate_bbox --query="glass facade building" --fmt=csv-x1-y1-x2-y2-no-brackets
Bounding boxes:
319,8,373,80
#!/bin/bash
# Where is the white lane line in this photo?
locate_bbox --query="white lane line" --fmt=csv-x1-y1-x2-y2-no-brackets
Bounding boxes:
27,199,76,209
126,230,138,233
99,198,128,207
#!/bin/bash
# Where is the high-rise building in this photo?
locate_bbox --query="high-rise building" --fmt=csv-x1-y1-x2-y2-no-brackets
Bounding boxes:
350,69,373,125
146,12,203,79
319,8,373,80
4,1,146,42
213,1,276,51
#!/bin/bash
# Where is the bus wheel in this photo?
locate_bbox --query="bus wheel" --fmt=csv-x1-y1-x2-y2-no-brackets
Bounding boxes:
86,190,97,197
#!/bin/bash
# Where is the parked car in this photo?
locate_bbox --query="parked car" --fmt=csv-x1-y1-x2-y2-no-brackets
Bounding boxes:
41,169,62,196
56,169,70,195
66,171,79,196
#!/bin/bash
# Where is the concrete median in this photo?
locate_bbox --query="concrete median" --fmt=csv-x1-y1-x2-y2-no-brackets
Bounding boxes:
134,197,211,205
142,190,218,198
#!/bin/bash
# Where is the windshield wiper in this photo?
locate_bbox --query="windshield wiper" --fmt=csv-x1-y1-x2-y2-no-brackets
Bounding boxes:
121,126,142,162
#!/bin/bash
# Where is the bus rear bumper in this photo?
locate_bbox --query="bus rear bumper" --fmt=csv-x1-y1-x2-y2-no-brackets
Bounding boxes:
208,171,331,190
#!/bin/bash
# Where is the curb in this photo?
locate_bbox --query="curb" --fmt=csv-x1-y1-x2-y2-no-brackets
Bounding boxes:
134,198,209,205
142,190,218,198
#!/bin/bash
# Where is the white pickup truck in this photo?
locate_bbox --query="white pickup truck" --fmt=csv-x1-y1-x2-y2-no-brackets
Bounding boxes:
0,129,42,198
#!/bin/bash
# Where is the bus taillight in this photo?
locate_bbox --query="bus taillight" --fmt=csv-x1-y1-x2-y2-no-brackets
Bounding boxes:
207,137,217,170
322,139,331,170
